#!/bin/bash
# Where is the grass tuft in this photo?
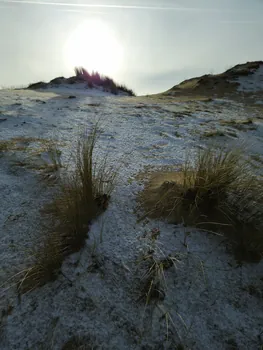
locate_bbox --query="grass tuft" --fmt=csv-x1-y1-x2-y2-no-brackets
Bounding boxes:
140,147,263,262
18,126,116,293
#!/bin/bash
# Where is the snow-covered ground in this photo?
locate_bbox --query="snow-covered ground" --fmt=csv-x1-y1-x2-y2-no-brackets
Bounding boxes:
0,86,263,349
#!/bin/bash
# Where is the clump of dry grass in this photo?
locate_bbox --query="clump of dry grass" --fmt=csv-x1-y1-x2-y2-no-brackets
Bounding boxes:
18,126,116,293
1,137,63,182
0,137,59,160
139,147,263,261
0,138,27,153
0,140,9,152
138,253,174,304
220,118,257,131
220,118,253,126
0,136,50,153
36,140,63,182
136,230,182,345
137,228,178,304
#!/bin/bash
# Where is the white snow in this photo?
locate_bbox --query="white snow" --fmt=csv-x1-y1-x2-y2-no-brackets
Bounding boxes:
0,87,263,350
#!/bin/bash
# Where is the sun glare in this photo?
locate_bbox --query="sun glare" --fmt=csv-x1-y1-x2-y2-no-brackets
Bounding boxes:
64,20,123,76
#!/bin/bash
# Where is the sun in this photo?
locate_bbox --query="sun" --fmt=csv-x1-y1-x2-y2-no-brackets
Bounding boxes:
64,19,124,76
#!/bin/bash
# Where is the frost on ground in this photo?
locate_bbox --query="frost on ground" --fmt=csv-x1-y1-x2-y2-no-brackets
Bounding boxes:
0,86,263,350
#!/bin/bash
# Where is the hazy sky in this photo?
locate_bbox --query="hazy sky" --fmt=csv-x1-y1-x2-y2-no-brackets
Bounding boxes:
0,0,263,94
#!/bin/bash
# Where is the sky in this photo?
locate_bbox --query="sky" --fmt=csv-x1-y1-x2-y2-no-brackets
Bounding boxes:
0,0,263,95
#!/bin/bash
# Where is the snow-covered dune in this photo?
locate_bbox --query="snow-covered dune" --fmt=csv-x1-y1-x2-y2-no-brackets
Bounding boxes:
27,70,135,97
163,61,263,101
0,84,263,350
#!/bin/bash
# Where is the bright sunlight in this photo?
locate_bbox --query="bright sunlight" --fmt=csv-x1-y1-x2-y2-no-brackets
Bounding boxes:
64,19,124,76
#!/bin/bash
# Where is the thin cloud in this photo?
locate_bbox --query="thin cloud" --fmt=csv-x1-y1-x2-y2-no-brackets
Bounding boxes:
0,0,223,12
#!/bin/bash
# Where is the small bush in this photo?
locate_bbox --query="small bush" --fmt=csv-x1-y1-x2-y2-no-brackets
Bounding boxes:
140,147,263,261
18,126,116,293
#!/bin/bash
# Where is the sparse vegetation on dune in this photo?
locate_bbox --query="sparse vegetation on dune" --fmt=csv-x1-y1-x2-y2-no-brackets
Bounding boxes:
139,147,263,262
27,67,136,96
74,67,136,96
18,126,116,293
